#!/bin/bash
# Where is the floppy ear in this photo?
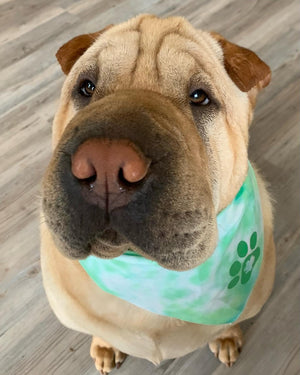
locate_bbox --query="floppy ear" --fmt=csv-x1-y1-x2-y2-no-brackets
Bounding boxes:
210,32,271,93
56,25,113,75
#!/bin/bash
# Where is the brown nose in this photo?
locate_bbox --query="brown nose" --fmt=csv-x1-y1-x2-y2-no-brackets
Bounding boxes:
71,139,150,209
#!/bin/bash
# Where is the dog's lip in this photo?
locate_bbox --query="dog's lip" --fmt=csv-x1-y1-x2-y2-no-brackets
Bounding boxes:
119,246,203,271
101,227,118,238
96,227,128,247
88,238,203,271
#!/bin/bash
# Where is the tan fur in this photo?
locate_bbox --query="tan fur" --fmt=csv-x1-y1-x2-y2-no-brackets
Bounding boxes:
56,25,113,75
41,14,275,369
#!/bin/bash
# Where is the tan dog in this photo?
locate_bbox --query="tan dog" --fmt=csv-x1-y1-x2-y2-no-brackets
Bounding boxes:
41,14,275,374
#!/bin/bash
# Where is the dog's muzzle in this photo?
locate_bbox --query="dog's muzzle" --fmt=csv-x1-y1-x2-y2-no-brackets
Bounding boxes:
42,90,216,270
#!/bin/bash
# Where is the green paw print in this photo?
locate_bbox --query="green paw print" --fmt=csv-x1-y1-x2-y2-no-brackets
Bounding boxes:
227,232,260,289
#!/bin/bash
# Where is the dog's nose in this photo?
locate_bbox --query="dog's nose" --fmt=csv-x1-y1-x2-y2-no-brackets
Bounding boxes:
71,139,150,207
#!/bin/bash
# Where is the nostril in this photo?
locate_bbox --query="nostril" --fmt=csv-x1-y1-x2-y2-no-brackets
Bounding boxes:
122,158,151,183
71,139,150,197
118,168,144,188
77,173,97,186
71,153,96,180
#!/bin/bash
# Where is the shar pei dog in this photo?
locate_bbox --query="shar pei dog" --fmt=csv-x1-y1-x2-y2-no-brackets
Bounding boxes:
41,14,275,374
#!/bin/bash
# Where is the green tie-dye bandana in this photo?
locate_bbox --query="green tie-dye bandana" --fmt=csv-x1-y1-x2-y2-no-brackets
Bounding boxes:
79,163,263,325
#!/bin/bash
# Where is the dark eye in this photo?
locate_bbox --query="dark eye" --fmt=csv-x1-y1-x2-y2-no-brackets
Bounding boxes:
79,80,95,97
189,89,210,106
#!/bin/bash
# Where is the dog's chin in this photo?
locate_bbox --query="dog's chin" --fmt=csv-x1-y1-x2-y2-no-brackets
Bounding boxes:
53,226,210,271
99,228,128,247
90,229,129,258
90,244,201,271
91,231,208,271
150,252,204,271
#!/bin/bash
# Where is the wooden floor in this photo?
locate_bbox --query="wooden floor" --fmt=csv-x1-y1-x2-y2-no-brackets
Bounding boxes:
0,0,299,374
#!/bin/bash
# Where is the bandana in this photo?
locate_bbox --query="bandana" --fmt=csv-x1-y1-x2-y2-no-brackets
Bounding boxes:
79,163,263,325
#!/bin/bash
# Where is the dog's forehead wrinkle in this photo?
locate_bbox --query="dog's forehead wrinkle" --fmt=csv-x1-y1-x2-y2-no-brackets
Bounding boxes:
92,23,226,101
133,29,203,84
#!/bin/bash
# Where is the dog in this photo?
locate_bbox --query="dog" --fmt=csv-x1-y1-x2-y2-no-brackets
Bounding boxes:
41,14,276,374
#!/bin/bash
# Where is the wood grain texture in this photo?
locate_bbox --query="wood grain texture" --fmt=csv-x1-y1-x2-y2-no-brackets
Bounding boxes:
0,0,299,374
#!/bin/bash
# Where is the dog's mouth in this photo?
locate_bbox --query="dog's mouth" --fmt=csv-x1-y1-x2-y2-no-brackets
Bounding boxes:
84,219,215,271
99,227,127,247
89,233,208,271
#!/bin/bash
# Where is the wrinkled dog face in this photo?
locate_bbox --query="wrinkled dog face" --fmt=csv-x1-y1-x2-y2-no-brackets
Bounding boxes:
42,15,270,270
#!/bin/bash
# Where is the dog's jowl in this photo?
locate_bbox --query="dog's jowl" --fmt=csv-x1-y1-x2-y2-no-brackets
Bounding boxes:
41,14,275,373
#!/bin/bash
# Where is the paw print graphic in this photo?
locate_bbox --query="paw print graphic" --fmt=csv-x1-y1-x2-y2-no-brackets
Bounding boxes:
227,232,261,289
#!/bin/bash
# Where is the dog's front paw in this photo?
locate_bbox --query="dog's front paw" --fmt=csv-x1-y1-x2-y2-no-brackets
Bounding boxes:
208,324,243,367
90,336,127,374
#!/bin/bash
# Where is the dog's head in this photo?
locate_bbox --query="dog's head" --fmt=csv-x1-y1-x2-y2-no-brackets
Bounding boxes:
42,15,270,271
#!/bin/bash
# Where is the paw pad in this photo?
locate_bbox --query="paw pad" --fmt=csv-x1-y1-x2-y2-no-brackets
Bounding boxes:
227,232,260,289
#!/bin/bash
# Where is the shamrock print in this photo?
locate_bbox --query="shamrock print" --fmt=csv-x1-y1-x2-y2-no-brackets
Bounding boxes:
227,231,261,289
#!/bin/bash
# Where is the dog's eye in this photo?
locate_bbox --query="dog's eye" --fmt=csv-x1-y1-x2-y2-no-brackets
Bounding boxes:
79,80,95,97
189,89,210,106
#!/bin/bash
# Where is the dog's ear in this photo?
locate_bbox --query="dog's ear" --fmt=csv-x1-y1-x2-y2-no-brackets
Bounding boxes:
210,32,271,93
56,25,113,75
